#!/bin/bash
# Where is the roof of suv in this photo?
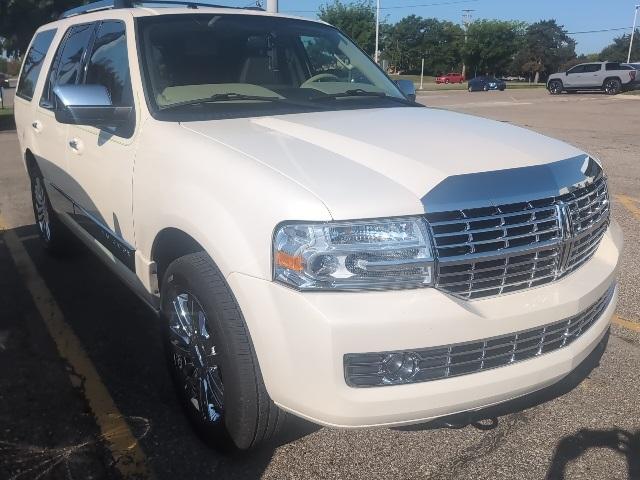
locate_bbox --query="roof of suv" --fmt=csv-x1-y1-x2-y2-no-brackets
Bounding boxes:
42,4,324,30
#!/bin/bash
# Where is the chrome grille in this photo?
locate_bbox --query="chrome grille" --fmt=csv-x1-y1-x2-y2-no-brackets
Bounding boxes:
561,177,610,273
344,284,614,387
426,176,609,300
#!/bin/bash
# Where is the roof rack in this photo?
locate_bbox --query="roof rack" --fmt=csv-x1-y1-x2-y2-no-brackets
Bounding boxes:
60,0,263,19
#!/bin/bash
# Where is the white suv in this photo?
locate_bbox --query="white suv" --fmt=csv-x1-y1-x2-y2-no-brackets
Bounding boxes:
547,61,638,95
14,1,623,451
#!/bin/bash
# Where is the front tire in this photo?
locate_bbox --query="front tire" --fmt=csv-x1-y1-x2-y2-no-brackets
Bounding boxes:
548,80,563,95
603,78,622,95
161,252,284,451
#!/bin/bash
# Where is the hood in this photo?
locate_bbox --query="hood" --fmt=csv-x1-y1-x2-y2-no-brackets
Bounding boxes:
181,106,585,219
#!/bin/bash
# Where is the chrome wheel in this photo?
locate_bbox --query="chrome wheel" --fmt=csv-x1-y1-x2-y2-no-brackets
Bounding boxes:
549,80,563,95
604,79,621,95
168,292,224,424
33,177,51,242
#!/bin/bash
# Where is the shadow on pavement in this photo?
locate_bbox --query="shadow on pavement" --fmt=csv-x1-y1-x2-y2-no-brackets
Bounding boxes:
546,427,640,480
2,223,321,479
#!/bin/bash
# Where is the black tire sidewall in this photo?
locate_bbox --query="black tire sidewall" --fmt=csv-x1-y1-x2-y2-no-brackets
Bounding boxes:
160,254,268,450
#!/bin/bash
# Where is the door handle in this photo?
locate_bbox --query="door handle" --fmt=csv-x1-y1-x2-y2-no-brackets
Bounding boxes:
68,138,84,154
31,121,43,133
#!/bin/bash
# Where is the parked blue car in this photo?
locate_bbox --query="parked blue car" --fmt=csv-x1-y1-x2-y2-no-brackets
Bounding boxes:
468,76,506,92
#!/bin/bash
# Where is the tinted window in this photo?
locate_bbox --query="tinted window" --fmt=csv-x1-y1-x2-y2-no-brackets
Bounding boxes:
16,29,57,101
567,65,585,74
41,23,96,107
85,21,133,107
583,64,602,73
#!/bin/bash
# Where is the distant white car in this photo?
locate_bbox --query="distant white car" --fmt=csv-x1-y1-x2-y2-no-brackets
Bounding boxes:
547,61,638,95
14,0,622,451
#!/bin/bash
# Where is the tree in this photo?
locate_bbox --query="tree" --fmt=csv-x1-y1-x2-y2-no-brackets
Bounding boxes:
318,0,376,55
462,20,524,78
383,16,464,74
0,0,84,57
599,30,640,62
513,20,576,82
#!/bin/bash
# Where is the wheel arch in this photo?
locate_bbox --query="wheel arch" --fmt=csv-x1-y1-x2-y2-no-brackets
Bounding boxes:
151,227,208,289
602,76,622,86
24,148,38,178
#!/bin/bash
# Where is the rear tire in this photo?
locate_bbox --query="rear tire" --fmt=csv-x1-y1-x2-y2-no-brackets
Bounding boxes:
29,167,73,256
548,80,563,95
161,252,285,451
603,78,621,95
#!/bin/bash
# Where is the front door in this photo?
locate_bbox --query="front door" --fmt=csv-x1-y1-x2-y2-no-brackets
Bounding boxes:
563,65,585,88
64,19,138,271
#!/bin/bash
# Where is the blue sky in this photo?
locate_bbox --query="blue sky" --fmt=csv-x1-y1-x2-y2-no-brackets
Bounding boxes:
276,0,639,55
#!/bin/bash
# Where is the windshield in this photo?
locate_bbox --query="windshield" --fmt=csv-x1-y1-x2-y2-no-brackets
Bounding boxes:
137,14,409,120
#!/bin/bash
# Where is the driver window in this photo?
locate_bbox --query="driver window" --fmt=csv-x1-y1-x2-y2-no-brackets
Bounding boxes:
567,65,584,75
300,35,367,84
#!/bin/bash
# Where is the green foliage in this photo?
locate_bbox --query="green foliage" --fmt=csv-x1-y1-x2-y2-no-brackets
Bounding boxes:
383,16,464,74
512,20,576,80
462,20,525,76
318,0,376,55
0,0,85,56
599,30,640,62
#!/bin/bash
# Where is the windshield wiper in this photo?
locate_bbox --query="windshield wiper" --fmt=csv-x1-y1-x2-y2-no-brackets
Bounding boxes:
160,93,303,111
309,89,416,105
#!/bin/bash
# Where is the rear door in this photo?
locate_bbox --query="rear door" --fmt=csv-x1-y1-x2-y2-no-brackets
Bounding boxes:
12,28,59,208
63,19,138,271
578,63,603,87
36,22,97,214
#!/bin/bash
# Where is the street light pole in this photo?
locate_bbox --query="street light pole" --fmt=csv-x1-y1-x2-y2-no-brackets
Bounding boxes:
628,4,640,63
266,0,278,13
374,0,380,63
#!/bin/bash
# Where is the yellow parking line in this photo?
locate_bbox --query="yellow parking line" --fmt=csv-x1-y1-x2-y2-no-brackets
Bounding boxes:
612,314,640,332
616,194,640,221
0,221,153,479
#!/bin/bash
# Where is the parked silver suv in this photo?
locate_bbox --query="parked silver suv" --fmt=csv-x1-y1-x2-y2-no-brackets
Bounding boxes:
547,62,638,95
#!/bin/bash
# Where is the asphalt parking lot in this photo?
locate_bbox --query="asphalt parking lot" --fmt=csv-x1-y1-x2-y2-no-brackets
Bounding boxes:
1,88,639,480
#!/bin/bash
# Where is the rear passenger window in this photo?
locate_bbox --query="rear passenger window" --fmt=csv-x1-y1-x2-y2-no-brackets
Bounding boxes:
41,23,96,108
85,21,133,107
16,29,57,101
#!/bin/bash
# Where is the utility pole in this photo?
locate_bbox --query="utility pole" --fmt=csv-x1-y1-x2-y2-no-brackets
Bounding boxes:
374,0,380,63
628,4,640,63
461,9,474,79
420,58,425,90
266,0,278,13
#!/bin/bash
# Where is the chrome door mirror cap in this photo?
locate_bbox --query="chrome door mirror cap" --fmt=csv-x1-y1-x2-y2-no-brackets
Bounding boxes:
395,79,417,102
53,84,132,128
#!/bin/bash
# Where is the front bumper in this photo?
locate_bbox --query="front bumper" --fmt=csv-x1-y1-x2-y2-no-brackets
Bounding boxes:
228,220,623,428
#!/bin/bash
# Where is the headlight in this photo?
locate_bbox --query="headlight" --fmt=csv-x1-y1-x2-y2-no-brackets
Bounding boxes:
273,217,434,291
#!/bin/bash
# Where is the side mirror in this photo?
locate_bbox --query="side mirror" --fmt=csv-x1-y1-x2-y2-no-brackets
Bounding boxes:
565,72,569,76
53,84,132,128
395,79,416,102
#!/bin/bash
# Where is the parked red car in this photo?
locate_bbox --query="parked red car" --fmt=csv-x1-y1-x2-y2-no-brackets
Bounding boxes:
435,72,465,84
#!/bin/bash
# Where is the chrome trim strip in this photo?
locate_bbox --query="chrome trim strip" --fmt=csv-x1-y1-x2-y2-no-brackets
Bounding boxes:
49,183,136,272
421,155,602,212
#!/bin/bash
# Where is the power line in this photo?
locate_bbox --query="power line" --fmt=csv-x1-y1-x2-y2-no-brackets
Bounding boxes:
566,27,633,35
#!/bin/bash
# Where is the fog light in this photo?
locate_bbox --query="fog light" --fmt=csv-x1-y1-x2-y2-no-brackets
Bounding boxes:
382,352,418,384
